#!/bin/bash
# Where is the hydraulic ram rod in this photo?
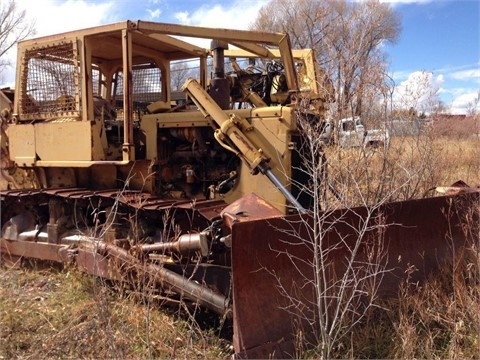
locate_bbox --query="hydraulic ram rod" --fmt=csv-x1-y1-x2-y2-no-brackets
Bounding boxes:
258,163,306,214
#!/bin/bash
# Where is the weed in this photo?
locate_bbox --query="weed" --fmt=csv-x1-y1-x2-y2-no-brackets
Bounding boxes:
0,264,229,359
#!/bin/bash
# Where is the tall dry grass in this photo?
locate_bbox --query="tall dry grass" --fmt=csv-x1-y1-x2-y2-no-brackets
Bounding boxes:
319,129,480,358
0,263,231,359
325,133,479,209
392,246,480,359
1,127,478,359
330,239,479,359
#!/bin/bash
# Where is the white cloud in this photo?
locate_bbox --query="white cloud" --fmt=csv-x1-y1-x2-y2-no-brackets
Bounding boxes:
148,8,161,19
391,70,413,83
173,1,269,29
391,65,480,115
16,0,115,37
1,0,115,87
393,70,443,113
433,64,480,114
174,11,191,24
171,1,270,51
449,90,480,115
449,68,480,83
145,0,164,19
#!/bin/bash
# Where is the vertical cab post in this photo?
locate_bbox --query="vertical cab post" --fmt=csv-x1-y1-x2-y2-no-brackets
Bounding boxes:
82,36,95,122
122,28,134,161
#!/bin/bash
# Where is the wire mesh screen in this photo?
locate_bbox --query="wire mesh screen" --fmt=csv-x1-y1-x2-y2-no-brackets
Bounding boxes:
133,66,162,103
110,65,163,120
92,68,100,96
113,65,162,106
21,41,79,117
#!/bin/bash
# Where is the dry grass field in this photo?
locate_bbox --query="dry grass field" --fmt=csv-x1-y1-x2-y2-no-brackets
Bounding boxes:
0,263,231,359
1,128,479,359
326,134,479,209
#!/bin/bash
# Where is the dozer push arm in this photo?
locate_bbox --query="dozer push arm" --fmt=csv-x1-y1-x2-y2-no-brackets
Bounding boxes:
182,78,306,213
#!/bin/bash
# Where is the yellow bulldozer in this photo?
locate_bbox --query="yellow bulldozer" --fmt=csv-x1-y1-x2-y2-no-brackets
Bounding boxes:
1,20,478,358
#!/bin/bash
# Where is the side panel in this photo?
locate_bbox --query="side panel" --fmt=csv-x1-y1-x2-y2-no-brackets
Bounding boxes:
35,121,92,161
8,124,35,166
224,107,295,213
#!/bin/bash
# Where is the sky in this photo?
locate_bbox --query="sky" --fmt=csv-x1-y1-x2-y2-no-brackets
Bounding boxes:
1,0,479,115
385,0,479,114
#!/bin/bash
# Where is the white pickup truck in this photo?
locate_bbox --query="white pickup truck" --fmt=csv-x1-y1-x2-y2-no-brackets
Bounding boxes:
337,116,390,149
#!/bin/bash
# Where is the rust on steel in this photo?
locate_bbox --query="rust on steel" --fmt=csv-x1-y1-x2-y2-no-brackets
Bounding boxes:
229,191,479,358
2,17,479,358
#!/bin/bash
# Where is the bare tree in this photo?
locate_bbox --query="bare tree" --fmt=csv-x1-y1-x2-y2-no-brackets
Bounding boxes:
393,70,441,117
466,90,480,117
258,95,394,358
0,0,36,76
251,0,401,119
170,61,195,91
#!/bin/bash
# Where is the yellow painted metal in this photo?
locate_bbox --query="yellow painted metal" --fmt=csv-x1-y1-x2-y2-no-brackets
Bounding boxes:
182,78,266,169
182,78,295,212
7,124,35,166
4,19,314,207
34,121,93,162
122,28,134,162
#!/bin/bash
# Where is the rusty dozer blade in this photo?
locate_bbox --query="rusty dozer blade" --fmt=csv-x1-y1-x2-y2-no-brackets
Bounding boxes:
224,190,479,358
